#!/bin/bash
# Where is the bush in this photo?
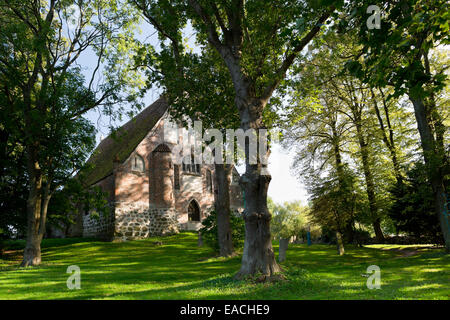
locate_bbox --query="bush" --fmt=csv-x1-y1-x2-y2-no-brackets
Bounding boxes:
199,210,245,253
389,162,446,244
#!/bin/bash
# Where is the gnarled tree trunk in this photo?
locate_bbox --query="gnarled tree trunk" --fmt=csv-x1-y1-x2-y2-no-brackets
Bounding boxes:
214,163,234,257
237,165,281,278
235,103,281,279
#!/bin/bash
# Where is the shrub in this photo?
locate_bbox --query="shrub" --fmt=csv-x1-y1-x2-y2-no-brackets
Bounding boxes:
389,162,446,244
199,210,245,253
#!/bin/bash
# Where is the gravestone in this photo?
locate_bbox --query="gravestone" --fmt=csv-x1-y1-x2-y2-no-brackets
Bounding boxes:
279,238,289,262
198,231,203,247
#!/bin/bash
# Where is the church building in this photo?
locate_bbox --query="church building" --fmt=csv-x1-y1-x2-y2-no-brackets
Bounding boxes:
80,97,243,240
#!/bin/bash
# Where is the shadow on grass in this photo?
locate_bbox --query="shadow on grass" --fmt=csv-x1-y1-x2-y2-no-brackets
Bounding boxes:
1,234,449,299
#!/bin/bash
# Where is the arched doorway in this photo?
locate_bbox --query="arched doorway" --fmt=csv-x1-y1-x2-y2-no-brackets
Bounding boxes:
188,200,200,222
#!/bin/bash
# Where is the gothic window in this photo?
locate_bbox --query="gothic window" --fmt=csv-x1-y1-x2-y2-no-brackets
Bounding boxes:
174,164,180,190
182,147,201,174
206,169,213,193
188,200,201,222
131,154,145,172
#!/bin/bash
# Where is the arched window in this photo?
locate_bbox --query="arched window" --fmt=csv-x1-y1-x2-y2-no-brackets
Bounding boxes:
182,146,201,174
131,154,145,172
188,200,200,222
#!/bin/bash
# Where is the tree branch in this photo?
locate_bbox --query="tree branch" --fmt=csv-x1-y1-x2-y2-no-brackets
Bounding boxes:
261,7,334,103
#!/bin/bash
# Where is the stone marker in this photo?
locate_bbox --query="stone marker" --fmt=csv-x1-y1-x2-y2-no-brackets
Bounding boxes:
198,232,203,247
279,238,289,262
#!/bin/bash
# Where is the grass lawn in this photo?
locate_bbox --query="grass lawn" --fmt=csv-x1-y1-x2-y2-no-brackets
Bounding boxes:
0,232,448,299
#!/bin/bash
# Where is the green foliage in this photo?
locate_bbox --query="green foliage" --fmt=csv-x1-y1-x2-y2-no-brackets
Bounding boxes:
389,162,447,244
132,0,342,136
0,1,143,256
307,165,362,235
47,180,109,235
268,199,313,240
0,145,28,238
344,0,449,98
199,211,245,253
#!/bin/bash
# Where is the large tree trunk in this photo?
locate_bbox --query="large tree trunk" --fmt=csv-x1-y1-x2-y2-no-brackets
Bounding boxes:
236,165,281,278
214,163,234,257
235,103,281,279
21,155,50,267
410,96,450,252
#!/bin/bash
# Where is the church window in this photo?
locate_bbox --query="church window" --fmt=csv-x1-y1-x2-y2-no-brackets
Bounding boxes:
182,146,201,174
131,154,145,172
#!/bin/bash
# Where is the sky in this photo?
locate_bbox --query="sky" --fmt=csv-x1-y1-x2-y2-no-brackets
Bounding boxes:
79,16,309,206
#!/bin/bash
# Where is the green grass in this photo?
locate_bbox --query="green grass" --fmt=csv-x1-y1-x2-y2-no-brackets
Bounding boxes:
0,232,449,299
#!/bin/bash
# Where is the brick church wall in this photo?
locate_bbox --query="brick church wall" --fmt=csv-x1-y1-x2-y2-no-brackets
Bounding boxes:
81,116,242,240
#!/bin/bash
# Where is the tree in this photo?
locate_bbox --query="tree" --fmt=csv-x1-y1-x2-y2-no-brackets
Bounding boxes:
269,199,311,241
307,166,360,255
131,0,341,279
199,209,245,253
135,26,241,257
282,31,404,243
345,0,450,251
0,0,142,266
389,161,447,244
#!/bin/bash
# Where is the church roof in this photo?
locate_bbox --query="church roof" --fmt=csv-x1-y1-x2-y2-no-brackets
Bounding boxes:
82,97,169,186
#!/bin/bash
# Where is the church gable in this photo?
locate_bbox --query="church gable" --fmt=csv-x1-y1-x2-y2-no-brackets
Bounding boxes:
82,97,169,187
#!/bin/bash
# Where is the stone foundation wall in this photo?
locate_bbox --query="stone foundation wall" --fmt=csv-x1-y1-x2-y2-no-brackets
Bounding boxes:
114,202,179,240
82,208,115,239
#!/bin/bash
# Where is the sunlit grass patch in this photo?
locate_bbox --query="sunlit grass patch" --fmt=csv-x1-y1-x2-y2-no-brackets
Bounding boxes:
0,233,448,299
